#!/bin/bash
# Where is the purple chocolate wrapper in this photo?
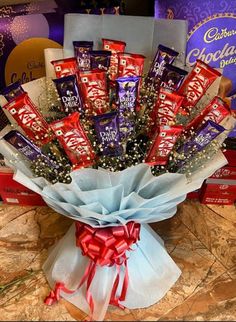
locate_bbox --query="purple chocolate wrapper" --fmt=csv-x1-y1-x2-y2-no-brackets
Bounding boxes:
147,44,178,84
53,75,84,114
160,64,188,91
73,41,93,71
155,0,236,95
90,50,111,71
176,120,225,169
1,81,25,102
93,111,123,157
3,130,54,165
116,76,140,140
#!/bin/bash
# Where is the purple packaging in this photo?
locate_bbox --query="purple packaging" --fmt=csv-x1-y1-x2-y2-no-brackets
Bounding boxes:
53,75,84,114
1,81,25,102
3,130,57,168
90,50,112,71
73,41,93,71
176,120,225,168
116,76,140,140
0,10,64,89
93,111,123,157
147,44,178,88
160,64,188,91
155,0,236,96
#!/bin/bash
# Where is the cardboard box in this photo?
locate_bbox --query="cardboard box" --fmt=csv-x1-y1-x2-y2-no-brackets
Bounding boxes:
204,178,236,194
155,0,236,96
210,166,236,180
200,179,236,205
200,192,235,205
222,149,236,167
0,167,46,206
187,189,200,200
0,1,64,89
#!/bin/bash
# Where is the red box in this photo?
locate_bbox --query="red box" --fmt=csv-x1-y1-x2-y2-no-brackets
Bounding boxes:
210,166,236,180
187,189,200,200
0,167,46,206
200,192,235,205
200,179,236,205
222,149,236,167
204,178,236,194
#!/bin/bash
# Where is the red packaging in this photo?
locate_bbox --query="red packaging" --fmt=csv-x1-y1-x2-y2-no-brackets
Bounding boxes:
0,168,46,206
102,38,126,81
186,96,231,130
204,178,236,194
118,53,145,78
157,88,184,126
51,57,78,78
79,70,109,115
50,112,95,169
200,192,235,205
187,189,200,200
200,180,236,205
210,166,236,180
222,149,236,167
3,92,53,145
178,60,221,112
145,125,183,165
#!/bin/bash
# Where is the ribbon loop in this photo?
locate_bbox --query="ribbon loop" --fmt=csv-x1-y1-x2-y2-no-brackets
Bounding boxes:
45,221,140,320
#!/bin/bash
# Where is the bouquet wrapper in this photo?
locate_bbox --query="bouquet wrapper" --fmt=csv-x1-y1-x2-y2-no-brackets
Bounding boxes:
12,152,227,319
42,223,181,321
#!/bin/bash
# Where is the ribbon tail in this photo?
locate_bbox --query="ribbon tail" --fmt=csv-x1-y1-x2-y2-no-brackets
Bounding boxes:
119,259,129,302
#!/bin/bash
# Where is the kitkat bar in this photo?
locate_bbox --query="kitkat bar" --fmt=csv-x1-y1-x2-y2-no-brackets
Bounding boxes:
145,125,183,166
186,96,231,131
102,38,126,81
178,60,221,112
50,112,95,169
79,70,109,115
118,53,145,78
157,88,184,126
51,57,78,78
3,93,53,145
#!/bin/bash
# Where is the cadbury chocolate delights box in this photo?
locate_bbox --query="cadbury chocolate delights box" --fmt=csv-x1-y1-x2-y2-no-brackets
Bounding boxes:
155,0,236,96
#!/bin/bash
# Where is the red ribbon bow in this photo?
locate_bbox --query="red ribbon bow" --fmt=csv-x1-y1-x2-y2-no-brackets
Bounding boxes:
45,221,140,319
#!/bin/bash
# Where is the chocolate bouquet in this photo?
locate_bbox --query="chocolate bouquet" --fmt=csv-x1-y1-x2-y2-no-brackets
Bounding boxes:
0,36,235,320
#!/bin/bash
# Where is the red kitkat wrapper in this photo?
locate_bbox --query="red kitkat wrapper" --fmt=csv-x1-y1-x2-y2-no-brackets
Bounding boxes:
186,96,231,130
157,88,184,126
145,125,183,166
51,57,78,78
102,38,126,81
50,112,95,169
79,70,109,115
118,53,145,78
3,92,53,145
178,60,221,112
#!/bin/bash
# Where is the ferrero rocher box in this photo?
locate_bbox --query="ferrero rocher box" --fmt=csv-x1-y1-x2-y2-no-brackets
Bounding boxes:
155,0,236,96
0,1,64,89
